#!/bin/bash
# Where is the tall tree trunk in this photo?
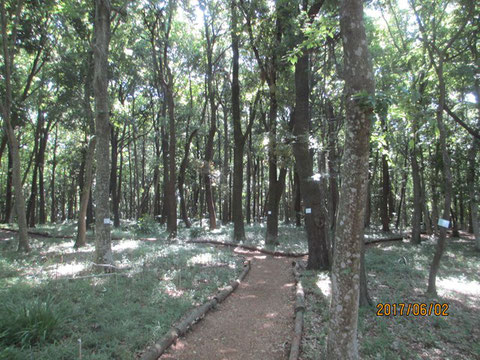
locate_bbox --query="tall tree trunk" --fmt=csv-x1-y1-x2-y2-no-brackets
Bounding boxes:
411,140,422,244
468,74,479,249
0,0,29,251
165,83,177,237
3,149,12,223
294,170,301,227
381,153,390,232
110,127,120,227
75,138,96,248
203,11,217,230
326,101,339,231
292,45,329,270
221,104,229,225
246,132,252,225
50,125,57,223
326,0,374,357
426,58,453,295
93,0,113,268
179,130,197,228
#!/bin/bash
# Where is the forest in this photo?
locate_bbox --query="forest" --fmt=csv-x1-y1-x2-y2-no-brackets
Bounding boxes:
0,0,479,359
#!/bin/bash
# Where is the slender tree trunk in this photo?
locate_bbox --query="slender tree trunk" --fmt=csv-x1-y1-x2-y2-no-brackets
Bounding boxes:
0,0,29,251
179,130,197,228
326,101,339,231
326,0,374,357
93,0,113,268
246,132,252,225
294,170,301,227
427,58,453,295
381,152,390,232
75,138,96,248
3,149,12,223
411,140,422,244
203,14,217,230
165,83,177,237
468,76,479,249
110,128,120,227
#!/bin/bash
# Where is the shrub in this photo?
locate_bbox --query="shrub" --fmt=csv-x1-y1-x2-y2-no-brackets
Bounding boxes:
133,215,158,235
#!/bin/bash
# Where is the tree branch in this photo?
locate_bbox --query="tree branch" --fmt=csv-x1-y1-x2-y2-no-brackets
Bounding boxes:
444,103,480,140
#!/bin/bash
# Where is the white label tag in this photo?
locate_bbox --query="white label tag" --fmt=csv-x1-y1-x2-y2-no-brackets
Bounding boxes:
305,208,312,214
267,211,272,215
103,218,112,225
438,219,450,228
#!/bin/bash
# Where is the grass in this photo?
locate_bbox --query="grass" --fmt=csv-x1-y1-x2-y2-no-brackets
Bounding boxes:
189,221,309,254
300,233,480,360
0,222,245,359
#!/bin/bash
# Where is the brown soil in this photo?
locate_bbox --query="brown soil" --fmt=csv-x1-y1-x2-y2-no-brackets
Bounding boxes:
161,252,296,360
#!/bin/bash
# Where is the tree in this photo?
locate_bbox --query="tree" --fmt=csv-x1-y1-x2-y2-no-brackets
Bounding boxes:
93,0,113,268
0,0,30,252
411,0,474,295
291,0,330,270
326,0,375,357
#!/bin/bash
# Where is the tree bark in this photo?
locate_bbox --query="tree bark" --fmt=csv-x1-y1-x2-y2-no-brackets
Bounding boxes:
0,0,29,251
75,137,96,248
179,129,197,228
326,0,374,357
93,0,113,268
3,149,12,223
426,57,452,295
292,41,329,270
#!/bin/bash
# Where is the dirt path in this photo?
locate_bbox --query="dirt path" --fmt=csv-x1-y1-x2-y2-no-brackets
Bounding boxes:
161,252,295,360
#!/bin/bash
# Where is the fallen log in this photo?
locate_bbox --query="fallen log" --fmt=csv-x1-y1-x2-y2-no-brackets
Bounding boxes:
140,260,251,360
187,239,308,257
289,261,305,360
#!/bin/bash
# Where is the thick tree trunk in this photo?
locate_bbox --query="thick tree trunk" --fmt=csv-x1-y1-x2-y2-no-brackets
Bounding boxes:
75,138,96,248
265,83,286,244
93,0,113,268
292,50,329,270
326,0,374,357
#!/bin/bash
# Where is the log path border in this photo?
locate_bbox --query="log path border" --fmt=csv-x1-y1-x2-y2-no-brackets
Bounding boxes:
140,260,251,360
289,261,305,360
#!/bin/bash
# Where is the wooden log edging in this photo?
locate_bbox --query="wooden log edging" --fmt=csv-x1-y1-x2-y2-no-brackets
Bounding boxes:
140,260,251,360
289,262,305,360
187,239,308,258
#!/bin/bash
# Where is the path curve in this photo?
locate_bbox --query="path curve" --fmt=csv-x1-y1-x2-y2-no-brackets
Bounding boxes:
161,252,295,360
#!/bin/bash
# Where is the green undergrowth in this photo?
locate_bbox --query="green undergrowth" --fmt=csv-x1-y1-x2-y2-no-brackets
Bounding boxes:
300,234,480,360
0,227,243,360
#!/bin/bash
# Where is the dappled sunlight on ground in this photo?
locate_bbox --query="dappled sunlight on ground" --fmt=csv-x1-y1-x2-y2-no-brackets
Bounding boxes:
46,262,87,277
438,276,480,297
315,272,331,298
112,239,141,252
